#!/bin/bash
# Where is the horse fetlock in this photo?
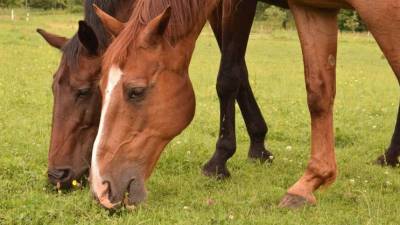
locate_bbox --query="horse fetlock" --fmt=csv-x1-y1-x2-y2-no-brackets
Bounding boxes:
306,160,337,187
248,143,273,163
216,138,236,159
376,149,400,167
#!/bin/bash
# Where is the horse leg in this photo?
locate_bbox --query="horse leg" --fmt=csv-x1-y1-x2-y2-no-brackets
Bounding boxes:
225,0,272,162
237,66,273,162
212,0,272,163
208,0,222,49
203,0,269,178
377,105,400,166
349,0,400,167
279,1,339,208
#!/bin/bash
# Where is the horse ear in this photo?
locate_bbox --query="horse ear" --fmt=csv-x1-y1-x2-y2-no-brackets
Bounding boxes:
78,21,99,55
140,6,171,47
93,4,125,37
36,29,69,49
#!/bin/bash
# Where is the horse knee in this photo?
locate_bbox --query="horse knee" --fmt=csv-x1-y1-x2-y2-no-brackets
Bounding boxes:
305,71,335,116
216,63,243,98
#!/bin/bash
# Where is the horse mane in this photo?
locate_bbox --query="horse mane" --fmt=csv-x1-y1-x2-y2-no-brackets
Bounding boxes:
104,0,217,69
62,0,120,70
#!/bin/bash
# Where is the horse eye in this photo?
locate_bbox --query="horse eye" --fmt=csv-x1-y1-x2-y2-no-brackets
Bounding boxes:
77,87,91,98
127,87,146,100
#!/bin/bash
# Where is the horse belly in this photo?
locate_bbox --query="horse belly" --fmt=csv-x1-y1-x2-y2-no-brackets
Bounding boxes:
292,0,353,9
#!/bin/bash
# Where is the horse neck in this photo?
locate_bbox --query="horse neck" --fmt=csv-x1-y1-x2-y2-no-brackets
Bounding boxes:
174,0,220,71
190,0,220,36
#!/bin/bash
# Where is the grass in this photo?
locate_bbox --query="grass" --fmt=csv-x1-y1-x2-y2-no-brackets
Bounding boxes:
0,10,399,225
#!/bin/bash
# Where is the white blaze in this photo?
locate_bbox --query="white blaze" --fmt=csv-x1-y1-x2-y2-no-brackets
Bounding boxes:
91,66,122,193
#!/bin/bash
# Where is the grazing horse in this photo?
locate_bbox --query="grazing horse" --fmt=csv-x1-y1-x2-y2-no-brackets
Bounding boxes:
91,0,222,209
94,0,399,209
37,0,136,188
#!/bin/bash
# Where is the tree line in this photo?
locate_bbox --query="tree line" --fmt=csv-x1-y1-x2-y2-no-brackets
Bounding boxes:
1,0,366,32
0,0,81,10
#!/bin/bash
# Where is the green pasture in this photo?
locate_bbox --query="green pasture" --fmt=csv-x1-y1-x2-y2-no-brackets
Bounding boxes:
0,10,399,225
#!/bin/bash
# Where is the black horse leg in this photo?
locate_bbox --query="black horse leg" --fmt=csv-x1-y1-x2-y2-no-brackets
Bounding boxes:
377,104,400,166
236,66,273,162
202,6,238,178
203,0,271,178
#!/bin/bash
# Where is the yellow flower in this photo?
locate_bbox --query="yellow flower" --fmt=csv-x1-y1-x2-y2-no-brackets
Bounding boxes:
72,180,78,186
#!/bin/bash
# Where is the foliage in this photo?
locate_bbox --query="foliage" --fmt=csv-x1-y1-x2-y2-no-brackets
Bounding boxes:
256,2,367,32
338,9,367,32
0,11,399,224
0,0,80,9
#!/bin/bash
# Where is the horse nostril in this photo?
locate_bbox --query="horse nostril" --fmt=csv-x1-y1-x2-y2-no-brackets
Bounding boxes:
103,180,121,204
103,180,112,198
98,180,123,210
126,178,147,207
48,168,72,183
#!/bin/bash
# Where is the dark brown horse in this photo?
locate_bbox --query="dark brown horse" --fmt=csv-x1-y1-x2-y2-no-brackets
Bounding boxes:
37,0,136,188
93,0,399,209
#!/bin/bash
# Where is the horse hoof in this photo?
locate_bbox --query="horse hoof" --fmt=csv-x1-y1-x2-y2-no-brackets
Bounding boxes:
375,154,400,167
278,193,314,209
202,162,231,180
248,149,274,163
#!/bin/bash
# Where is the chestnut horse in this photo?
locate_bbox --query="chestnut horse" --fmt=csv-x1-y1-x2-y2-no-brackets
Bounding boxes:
37,0,136,188
93,0,399,209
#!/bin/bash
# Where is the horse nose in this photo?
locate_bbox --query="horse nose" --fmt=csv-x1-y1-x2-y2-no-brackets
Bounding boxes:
48,168,73,188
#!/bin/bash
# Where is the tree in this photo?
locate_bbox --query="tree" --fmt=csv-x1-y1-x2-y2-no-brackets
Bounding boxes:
0,0,24,7
29,0,67,9
338,9,366,32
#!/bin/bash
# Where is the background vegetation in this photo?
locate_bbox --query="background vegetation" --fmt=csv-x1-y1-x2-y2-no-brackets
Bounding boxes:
0,1,366,32
0,0,82,11
255,3,366,32
0,9,399,225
